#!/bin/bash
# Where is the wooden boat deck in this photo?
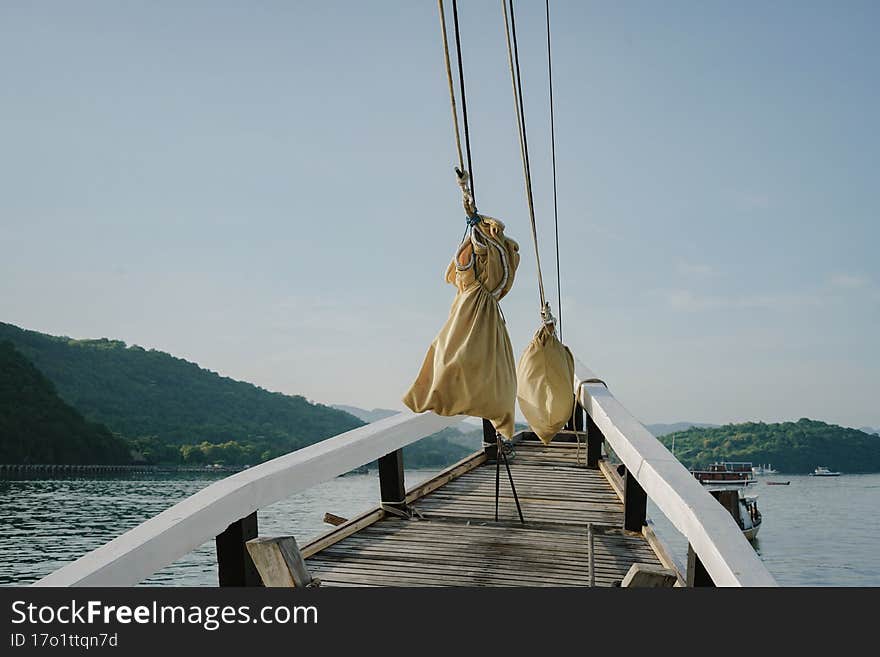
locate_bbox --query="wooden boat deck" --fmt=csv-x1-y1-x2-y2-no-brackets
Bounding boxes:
302,440,665,587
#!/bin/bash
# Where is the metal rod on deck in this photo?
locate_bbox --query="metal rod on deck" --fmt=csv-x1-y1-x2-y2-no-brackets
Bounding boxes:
495,436,501,521
498,435,525,525
587,522,595,587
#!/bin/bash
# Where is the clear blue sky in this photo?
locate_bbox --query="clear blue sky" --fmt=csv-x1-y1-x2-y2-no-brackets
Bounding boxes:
2,1,877,428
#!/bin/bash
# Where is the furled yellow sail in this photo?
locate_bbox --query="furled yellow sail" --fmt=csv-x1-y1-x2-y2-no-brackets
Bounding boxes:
403,216,520,438
516,322,575,445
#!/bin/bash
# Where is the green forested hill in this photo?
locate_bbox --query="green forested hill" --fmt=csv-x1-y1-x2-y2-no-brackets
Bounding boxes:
0,340,130,464
0,322,363,463
659,419,880,473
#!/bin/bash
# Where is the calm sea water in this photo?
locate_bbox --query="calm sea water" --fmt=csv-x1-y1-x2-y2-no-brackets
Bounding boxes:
1,470,878,586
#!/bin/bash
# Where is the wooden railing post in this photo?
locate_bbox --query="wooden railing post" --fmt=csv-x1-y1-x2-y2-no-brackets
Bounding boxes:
687,490,743,586
686,544,713,586
482,418,498,459
620,465,647,532
378,448,406,512
216,512,261,586
585,411,605,469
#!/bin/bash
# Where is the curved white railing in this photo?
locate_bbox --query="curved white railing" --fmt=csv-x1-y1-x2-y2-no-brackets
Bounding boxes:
34,358,777,587
33,411,461,587
574,360,777,587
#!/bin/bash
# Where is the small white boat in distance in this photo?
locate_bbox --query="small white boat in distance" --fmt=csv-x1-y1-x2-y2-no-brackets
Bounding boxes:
752,463,779,476
810,466,841,477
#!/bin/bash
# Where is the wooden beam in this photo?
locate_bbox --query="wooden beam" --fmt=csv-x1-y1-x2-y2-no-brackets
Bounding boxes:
215,512,261,587
622,563,678,588
643,521,686,585
323,512,348,527
378,449,405,511
247,536,315,588
482,419,497,458
585,412,604,469
687,544,714,587
301,509,385,559
623,466,647,532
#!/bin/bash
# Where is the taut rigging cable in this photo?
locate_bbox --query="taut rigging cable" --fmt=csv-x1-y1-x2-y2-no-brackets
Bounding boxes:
502,0,548,318
545,0,563,341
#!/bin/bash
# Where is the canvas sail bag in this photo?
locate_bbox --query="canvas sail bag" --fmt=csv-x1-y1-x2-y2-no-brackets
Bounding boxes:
516,322,575,444
403,216,520,439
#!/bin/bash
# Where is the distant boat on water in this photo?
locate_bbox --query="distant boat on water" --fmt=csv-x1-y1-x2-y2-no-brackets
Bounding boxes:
766,481,790,486
810,466,841,477
752,464,779,475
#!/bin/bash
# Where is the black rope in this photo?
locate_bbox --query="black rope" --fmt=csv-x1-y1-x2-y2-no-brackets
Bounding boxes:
451,0,476,207
546,0,563,341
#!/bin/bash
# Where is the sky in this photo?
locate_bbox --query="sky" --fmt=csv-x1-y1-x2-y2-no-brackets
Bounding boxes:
1,1,878,429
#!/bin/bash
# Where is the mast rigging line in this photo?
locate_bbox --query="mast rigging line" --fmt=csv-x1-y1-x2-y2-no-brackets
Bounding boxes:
437,0,478,217
502,0,547,318
545,0,563,341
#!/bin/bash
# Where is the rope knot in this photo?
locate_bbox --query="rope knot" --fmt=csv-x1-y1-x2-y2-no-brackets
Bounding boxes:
466,213,481,227
455,167,477,217
541,302,557,328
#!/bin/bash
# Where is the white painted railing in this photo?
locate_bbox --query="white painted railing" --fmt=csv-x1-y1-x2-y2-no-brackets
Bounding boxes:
574,360,777,587
34,357,777,587
33,411,461,587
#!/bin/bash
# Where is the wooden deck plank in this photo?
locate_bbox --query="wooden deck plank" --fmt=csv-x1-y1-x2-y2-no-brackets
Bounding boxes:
302,444,664,587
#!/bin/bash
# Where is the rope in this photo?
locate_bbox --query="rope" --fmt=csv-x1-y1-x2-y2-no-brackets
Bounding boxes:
437,0,464,174
452,0,477,213
437,0,476,218
545,0,563,341
502,0,547,317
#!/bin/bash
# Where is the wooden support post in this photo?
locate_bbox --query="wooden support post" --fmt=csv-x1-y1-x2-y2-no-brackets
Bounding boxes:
623,467,648,532
622,563,678,588
573,402,585,432
687,544,713,587
585,412,605,470
687,489,742,586
246,536,317,588
215,512,261,587
482,419,498,459
378,448,405,511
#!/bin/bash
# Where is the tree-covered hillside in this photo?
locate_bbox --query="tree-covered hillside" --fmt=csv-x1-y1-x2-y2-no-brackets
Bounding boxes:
0,322,363,461
0,340,130,464
659,419,880,473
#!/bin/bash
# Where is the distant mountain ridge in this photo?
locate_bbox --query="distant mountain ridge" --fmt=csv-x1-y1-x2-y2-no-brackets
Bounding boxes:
659,419,880,473
332,405,398,424
0,322,363,464
646,422,719,436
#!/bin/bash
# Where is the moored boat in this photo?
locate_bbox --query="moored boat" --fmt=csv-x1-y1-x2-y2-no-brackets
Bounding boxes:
739,495,762,541
810,466,841,477
691,461,756,486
